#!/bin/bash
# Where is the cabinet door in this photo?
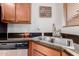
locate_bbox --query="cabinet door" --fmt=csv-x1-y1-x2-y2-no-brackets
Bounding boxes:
1,3,15,23
16,3,31,23
31,42,61,56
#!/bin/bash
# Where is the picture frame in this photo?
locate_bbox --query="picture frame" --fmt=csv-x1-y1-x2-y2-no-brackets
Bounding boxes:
39,6,52,18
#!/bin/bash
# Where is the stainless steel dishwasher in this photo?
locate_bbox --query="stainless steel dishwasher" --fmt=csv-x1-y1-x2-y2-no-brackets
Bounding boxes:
0,41,29,49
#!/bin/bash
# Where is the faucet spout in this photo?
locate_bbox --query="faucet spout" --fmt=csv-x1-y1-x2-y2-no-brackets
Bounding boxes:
42,32,44,39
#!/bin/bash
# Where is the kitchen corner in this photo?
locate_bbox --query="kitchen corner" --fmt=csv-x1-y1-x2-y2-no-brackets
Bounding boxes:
0,3,79,56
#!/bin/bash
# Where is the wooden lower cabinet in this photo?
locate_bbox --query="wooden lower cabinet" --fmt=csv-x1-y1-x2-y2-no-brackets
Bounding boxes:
29,41,72,56
29,41,61,56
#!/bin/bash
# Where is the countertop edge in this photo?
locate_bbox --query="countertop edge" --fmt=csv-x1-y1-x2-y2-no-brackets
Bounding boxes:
64,48,79,56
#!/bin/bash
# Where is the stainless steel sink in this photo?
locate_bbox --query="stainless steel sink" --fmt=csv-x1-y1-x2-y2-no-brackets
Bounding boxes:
34,36,50,41
50,37,74,49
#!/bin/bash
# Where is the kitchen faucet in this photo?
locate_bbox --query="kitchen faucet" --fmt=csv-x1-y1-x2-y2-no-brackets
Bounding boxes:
42,32,44,39
52,24,62,38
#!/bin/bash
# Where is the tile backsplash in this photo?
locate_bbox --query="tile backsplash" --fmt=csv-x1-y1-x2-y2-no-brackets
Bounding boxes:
61,33,79,44
8,33,52,38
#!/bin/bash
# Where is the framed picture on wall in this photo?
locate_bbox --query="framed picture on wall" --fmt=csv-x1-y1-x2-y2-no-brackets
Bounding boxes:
39,6,52,18
64,3,79,26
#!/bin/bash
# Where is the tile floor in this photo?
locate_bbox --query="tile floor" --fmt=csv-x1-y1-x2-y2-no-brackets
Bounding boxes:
0,49,28,56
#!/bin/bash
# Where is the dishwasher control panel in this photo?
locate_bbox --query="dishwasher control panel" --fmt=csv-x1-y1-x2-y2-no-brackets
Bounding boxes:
0,41,29,49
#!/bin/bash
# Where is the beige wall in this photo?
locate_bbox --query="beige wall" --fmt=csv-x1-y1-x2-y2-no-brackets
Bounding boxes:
8,3,79,35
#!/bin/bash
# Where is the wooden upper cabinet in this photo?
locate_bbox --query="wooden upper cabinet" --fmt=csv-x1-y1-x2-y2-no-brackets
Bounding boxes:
1,3,15,23
1,3,31,24
16,3,31,23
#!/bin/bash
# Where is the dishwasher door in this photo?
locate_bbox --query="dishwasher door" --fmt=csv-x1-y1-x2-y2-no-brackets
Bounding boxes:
0,42,29,49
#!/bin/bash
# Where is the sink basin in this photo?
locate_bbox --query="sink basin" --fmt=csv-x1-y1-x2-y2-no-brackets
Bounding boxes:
34,36,74,49
34,36,51,41
50,37,74,49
